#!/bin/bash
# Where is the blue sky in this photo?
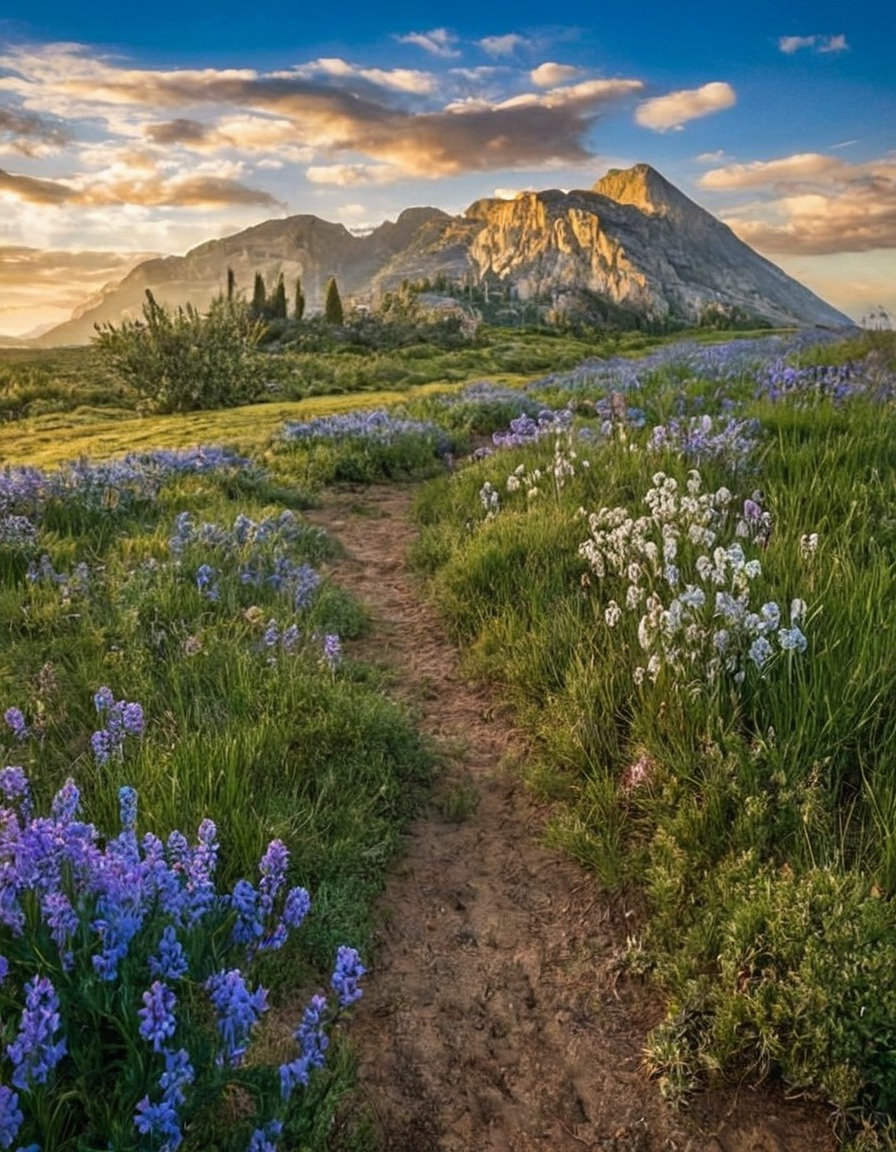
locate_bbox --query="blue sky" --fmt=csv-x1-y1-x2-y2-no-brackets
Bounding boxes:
0,0,893,333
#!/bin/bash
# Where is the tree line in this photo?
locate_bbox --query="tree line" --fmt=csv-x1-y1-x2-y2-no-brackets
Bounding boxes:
233,268,343,325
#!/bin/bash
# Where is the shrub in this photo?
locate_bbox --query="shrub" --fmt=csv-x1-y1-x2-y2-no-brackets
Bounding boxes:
94,291,265,414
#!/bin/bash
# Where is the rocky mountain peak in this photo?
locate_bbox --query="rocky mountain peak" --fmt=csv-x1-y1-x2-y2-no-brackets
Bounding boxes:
593,163,697,219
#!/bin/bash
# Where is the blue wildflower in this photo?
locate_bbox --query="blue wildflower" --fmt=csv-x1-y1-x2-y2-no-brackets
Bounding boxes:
323,634,342,670
0,1086,23,1150
3,708,28,742
331,945,365,1008
119,786,138,831
149,926,189,981
138,981,178,1053
134,1095,182,1149
248,1120,283,1152
206,969,268,1066
8,975,67,1090
280,994,329,1100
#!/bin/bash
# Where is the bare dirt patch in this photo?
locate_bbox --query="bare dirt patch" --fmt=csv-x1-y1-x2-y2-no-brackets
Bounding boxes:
307,483,836,1152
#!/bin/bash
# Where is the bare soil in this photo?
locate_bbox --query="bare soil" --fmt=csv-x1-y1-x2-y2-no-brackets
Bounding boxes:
307,484,837,1152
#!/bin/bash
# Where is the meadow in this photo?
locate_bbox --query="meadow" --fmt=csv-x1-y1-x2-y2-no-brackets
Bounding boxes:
2,323,895,1149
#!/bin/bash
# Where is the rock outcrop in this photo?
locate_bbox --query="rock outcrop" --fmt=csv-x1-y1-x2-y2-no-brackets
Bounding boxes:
38,165,850,345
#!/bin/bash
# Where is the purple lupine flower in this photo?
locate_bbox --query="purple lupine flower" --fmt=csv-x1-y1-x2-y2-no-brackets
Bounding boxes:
0,1086,23,1149
0,956,7,984
8,975,67,1090
259,840,289,908
41,890,79,963
3,708,28,742
205,969,268,1067
134,1095,182,1149
323,634,342,671
281,624,300,652
230,880,262,946
149,926,189,981
0,766,29,805
91,729,113,766
159,1048,194,1107
94,686,115,713
138,981,178,1052
263,621,279,648
119,786,138,831
331,945,365,1008
280,994,329,1100
121,703,144,737
281,886,311,930
181,818,218,924
50,778,80,821
247,1120,283,1152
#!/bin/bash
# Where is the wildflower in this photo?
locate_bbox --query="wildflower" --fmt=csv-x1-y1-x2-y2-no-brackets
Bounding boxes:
778,627,808,652
159,1048,194,1108
0,766,30,804
281,886,311,929
800,532,819,559
248,1120,283,1152
604,601,622,628
138,981,178,1053
749,637,774,668
280,994,329,1100
323,634,342,671
134,1095,182,1149
3,707,28,742
206,969,268,1066
8,976,67,1090
0,1086,23,1150
790,598,807,624
119,786,138,831
149,926,189,981
331,945,365,1008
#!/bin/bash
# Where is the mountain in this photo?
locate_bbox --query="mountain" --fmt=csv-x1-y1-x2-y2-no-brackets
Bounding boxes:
37,165,850,345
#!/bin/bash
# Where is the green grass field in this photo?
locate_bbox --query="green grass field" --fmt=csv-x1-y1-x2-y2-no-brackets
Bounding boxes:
3,325,895,1149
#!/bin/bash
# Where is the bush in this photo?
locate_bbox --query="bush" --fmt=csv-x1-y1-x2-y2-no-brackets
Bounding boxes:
94,292,265,414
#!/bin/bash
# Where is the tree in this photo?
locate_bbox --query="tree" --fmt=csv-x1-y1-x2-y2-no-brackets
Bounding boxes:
93,290,264,413
294,276,305,321
270,273,287,320
226,266,236,303
324,276,344,325
251,272,267,320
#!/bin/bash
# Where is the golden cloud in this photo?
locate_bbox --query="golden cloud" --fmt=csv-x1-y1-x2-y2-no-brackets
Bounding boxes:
635,81,736,131
0,168,73,205
530,63,580,88
703,153,896,254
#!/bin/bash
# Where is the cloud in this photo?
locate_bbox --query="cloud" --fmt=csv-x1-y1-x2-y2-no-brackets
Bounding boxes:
531,63,580,88
479,34,531,58
396,28,460,58
305,163,401,186
696,150,728,164
701,152,896,254
635,81,736,131
0,163,280,210
0,41,644,188
0,107,70,157
699,153,847,190
0,168,74,205
294,58,436,95
778,34,849,54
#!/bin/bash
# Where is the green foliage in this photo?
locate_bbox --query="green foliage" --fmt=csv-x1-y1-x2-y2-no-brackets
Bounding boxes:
93,290,265,413
251,272,267,320
324,278,344,326
294,276,305,321
270,273,287,321
411,331,896,1135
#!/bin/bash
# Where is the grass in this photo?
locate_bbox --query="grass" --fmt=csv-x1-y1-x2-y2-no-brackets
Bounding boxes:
5,324,895,1148
410,329,896,1141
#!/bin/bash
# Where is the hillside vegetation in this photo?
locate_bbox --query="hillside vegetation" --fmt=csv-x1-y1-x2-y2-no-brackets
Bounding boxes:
1,326,895,1149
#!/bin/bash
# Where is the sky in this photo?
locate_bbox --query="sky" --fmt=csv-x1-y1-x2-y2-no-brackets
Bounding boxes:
0,0,893,335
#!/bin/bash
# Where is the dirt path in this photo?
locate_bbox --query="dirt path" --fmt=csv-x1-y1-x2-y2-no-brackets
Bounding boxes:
308,484,836,1152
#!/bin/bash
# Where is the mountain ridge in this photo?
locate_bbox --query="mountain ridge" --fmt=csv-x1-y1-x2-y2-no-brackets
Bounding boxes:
36,165,851,345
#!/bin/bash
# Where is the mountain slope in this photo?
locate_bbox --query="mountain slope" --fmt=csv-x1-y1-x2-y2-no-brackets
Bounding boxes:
38,166,850,345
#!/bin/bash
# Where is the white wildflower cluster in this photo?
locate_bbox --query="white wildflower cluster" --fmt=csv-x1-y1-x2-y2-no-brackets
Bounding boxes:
479,481,500,519
800,532,819,560
579,470,809,690
499,433,589,510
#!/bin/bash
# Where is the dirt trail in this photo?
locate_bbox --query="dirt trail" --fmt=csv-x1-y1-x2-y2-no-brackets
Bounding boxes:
307,484,836,1152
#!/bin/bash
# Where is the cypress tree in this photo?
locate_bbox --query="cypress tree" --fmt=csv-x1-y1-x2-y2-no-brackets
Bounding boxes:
226,266,236,303
270,273,287,320
324,277,343,325
294,276,305,321
251,272,266,320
